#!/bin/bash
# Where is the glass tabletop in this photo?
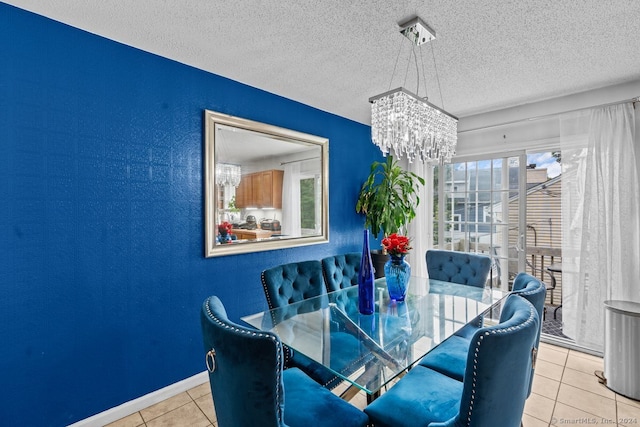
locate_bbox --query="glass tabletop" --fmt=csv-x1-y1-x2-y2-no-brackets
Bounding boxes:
242,276,508,396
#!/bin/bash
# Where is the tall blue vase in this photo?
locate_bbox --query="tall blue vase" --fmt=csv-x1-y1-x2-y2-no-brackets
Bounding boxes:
384,254,411,301
358,230,375,315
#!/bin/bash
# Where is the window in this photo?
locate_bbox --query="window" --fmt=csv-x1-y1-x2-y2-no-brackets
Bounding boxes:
300,174,321,235
451,214,461,231
434,154,526,289
433,149,563,294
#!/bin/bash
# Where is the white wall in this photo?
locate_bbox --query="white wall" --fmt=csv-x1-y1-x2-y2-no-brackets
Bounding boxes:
456,79,640,157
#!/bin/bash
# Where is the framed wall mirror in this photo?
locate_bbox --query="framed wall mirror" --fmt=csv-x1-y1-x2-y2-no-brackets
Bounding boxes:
204,110,329,257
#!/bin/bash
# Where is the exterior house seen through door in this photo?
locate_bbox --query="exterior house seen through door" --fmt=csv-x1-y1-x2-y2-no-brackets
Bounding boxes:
433,151,567,341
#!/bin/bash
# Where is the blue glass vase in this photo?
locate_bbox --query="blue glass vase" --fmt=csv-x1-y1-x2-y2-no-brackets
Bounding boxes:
384,254,410,301
218,232,232,243
358,230,375,315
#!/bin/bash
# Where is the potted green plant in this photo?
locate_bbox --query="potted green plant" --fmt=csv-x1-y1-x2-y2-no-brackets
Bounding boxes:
356,156,425,276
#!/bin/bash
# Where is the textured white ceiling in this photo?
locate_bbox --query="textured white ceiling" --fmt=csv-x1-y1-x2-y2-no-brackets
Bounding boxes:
6,0,640,124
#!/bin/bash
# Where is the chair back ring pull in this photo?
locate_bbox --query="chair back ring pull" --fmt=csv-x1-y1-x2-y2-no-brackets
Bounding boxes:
206,349,216,373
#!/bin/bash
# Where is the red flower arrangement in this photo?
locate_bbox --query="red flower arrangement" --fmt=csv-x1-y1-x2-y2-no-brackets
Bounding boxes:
218,221,233,235
382,233,412,256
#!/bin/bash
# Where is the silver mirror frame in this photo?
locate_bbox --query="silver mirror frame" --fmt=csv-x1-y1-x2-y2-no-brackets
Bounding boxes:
204,110,329,257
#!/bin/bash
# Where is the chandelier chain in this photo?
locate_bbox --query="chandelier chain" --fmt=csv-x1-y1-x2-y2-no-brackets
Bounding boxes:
430,41,445,111
388,37,404,91
412,44,420,96
369,15,458,163
402,43,411,88
419,47,429,101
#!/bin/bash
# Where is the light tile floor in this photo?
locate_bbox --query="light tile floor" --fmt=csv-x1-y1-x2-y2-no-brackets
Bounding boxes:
523,342,640,426
107,342,640,427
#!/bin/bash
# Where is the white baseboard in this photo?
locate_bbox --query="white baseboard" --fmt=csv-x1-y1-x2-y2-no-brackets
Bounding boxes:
67,371,209,427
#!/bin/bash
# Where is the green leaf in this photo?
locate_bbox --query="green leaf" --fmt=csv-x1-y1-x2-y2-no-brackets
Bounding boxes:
355,156,424,239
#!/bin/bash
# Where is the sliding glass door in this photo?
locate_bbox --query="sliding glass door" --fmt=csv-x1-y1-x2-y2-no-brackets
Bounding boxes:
433,153,527,290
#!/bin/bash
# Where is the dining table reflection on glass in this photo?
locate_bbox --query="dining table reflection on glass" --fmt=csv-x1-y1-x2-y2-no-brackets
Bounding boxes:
241,276,508,400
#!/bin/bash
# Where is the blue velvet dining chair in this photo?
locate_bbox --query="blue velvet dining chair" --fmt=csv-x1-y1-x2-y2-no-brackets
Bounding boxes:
262,260,327,311
418,272,546,397
364,294,539,427
425,249,492,288
200,296,369,427
321,252,361,292
261,260,361,390
509,272,547,396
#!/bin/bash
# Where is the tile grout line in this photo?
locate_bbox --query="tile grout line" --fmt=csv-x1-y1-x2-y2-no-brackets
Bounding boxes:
534,344,567,425
614,389,619,427
114,343,635,427
192,393,217,426
140,391,208,426
559,351,624,426
548,357,566,426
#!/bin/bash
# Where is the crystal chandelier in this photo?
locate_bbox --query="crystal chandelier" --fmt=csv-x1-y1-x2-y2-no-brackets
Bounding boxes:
369,16,458,163
215,163,241,187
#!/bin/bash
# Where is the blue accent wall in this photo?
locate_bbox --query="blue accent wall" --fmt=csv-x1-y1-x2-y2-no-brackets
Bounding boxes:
0,4,382,425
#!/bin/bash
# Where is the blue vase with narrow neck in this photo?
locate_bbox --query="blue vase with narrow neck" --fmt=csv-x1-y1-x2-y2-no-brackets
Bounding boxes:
384,254,411,301
358,230,375,315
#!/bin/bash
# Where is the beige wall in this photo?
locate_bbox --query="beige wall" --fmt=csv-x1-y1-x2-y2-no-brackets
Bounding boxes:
507,178,563,305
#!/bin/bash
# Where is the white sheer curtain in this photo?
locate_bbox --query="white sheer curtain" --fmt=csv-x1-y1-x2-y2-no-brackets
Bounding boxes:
560,102,640,352
282,162,301,237
403,158,433,278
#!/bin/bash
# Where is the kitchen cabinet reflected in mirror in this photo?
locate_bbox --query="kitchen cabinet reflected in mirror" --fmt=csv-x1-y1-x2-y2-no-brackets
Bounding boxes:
204,110,329,257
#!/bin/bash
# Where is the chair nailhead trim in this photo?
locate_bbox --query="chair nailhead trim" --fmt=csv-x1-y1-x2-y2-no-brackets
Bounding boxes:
204,300,285,422
518,284,544,296
261,270,295,365
261,270,275,309
464,304,536,426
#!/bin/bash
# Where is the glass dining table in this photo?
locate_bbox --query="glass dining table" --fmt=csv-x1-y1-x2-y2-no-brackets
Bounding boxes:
242,276,508,400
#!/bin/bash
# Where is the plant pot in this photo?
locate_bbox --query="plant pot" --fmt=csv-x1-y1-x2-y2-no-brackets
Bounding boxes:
371,250,390,279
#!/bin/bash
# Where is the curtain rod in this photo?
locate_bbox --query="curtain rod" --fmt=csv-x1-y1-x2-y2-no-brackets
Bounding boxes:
459,96,640,134
280,157,319,165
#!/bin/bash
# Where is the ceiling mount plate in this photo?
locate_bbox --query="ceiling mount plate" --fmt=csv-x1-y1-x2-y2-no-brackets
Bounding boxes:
399,16,436,46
